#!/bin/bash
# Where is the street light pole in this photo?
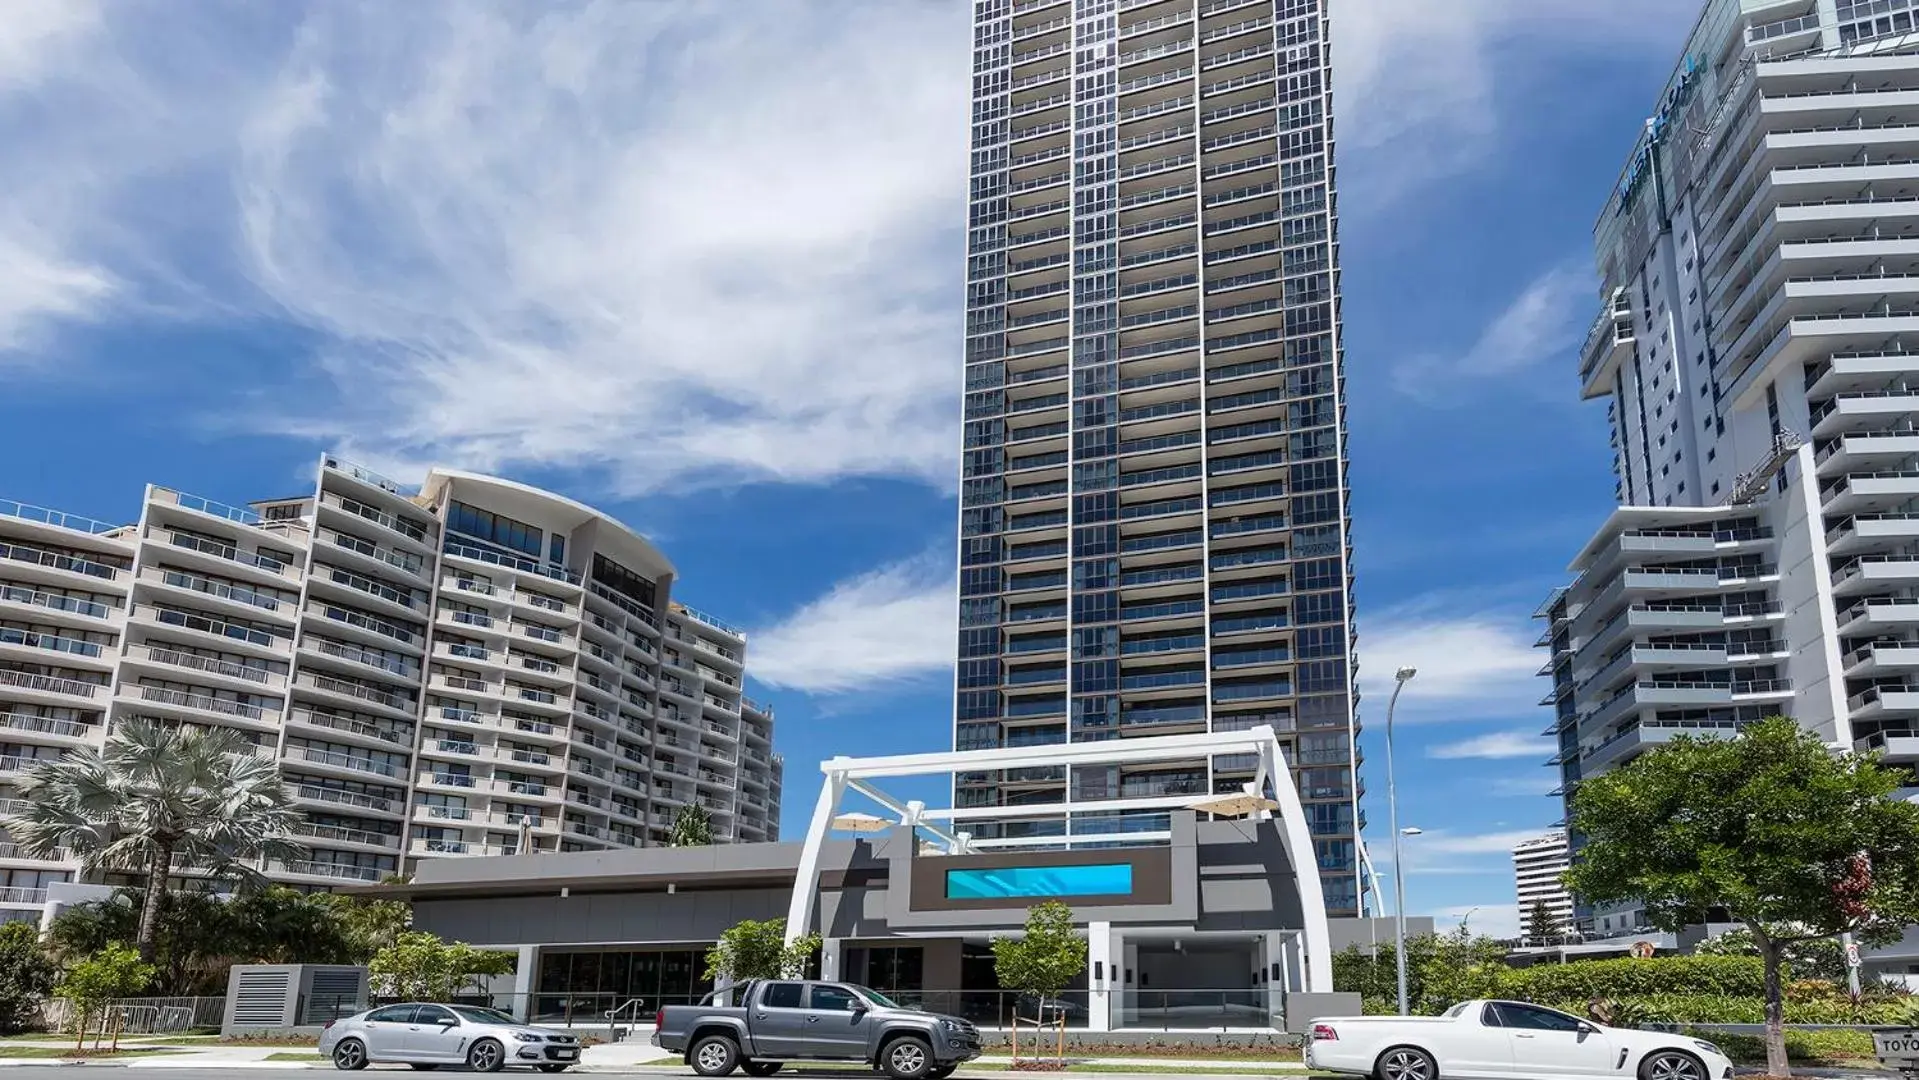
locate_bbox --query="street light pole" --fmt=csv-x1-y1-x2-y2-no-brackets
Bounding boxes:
1386,666,1416,1015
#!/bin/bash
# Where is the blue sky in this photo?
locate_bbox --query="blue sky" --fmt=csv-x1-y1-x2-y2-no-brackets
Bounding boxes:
0,0,1700,938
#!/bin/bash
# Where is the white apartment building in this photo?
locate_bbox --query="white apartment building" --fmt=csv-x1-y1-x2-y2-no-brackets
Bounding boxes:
0,455,781,922
954,0,1362,916
1539,0,1919,966
1511,831,1574,943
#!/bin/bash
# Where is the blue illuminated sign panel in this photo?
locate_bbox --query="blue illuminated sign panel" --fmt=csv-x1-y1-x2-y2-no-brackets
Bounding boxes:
944,864,1134,900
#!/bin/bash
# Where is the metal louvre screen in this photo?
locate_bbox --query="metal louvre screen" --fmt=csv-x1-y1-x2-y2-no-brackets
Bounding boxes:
231,971,291,1027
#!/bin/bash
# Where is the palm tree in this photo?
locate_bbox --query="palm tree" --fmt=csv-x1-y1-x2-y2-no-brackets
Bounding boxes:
669,803,713,847
6,717,306,959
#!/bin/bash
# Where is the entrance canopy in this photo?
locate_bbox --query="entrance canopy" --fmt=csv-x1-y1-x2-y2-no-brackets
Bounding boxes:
783,725,1333,992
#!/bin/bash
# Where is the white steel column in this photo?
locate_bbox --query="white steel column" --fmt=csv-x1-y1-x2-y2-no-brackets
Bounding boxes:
1087,921,1113,1032
820,938,845,982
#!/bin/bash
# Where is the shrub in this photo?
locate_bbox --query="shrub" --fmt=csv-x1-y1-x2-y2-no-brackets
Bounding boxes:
1683,1028,1878,1065
1497,955,1764,1001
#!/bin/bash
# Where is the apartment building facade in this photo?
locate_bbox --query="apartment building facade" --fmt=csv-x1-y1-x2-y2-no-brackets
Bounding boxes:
955,0,1361,916
1511,831,1575,943
0,455,780,922
1541,0,1919,943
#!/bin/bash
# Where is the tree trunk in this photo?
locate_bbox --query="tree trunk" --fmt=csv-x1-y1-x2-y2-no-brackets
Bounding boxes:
134,842,174,962
1758,934,1790,1078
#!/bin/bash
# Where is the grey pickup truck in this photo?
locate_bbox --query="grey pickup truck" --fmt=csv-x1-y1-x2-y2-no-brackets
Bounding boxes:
652,979,982,1079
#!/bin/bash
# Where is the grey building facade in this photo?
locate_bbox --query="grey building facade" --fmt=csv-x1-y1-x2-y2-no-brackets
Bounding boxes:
954,0,1362,919
383,809,1386,1033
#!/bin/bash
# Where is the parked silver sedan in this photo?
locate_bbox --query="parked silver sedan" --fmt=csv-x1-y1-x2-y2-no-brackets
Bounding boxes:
320,1003,582,1072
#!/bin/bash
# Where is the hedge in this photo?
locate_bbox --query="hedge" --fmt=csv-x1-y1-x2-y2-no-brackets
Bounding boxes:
1498,956,1764,1001
1680,1028,1879,1065
1531,994,1911,1025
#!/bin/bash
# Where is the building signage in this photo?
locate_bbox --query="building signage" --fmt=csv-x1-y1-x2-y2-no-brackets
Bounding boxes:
1615,54,1705,215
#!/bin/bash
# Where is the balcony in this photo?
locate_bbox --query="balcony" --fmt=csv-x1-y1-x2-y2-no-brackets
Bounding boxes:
131,684,276,725
285,745,406,780
1584,718,1750,772
1849,685,1919,720
1838,596,1919,635
124,644,283,689
271,860,386,884
0,539,124,587
152,527,300,583
0,710,90,741
1856,728,1919,762
0,584,113,625
1834,555,1919,595
291,784,398,815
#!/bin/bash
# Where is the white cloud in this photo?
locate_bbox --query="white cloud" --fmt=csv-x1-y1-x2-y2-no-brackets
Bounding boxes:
1414,829,1550,856
1358,601,1544,725
1432,902,1524,940
1487,775,1560,799
0,236,115,356
231,0,969,495
0,1,969,494
1430,730,1549,761
1333,0,1694,203
1394,262,1594,402
747,556,955,695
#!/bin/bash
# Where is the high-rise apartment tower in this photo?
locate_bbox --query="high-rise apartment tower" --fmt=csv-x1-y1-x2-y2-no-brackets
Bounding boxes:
1511,831,1574,943
0,455,781,922
956,0,1360,915
1539,0,1919,954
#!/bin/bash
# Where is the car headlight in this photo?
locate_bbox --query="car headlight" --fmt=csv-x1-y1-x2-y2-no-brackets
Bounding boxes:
938,1019,960,1032
513,1032,545,1043
1691,1039,1721,1056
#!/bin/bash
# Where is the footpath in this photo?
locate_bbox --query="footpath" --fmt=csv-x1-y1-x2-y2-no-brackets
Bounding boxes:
0,1039,1895,1077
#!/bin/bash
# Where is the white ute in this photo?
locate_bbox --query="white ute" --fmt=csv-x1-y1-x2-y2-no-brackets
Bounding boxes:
1302,999,1735,1080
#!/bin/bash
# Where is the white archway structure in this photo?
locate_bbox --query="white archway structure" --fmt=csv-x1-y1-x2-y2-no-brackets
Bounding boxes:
781,724,1333,993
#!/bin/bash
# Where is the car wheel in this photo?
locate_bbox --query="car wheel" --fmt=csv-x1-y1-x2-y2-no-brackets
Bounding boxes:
743,1063,783,1077
882,1036,935,1080
467,1038,507,1074
1639,1050,1706,1080
1374,1045,1436,1080
691,1034,742,1078
537,1066,571,1074
331,1039,368,1072
408,1066,440,1072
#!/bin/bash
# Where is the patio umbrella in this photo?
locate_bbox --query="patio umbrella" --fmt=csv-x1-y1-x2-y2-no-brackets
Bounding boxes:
1185,792,1279,818
830,811,891,833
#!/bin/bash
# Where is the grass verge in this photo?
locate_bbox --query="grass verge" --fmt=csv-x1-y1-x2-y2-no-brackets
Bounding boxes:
266,1052,330,1062
0,1046,177,1059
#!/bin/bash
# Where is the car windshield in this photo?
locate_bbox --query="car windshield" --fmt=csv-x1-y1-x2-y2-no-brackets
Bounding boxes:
855,987,905,1010
450,1007,517,1025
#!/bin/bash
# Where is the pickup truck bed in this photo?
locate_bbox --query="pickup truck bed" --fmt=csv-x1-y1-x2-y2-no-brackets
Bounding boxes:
1303,999,1735,1080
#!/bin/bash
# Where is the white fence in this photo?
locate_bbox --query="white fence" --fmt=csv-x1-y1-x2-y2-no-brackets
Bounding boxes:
37,996,225,1035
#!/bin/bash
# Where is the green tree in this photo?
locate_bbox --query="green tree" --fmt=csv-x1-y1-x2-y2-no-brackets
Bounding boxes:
47,886,359,995
367,932,514,1001
1524,899,1565,945
669,804,713,847
1565,717,1919,1077
0,923,56,1034
313,885,412,964
991,901,1088,1022
6,718,306,960
703,918,820,984
1413,926,1508,1013
59,944,154,1051
1694,929,1848,982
